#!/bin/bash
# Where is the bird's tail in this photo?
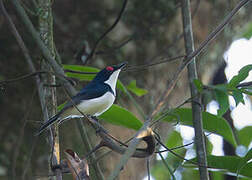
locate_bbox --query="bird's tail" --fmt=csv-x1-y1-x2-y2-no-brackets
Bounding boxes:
35,112,61,136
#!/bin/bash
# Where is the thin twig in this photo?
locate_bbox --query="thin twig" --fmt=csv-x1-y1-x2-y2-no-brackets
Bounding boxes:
22,136,39,179
95,37,133,55
12,89,36,178
146,158,151,180
0,71,74,86
156,137,202,167
157,133,212,153
125,55,185,72
85,0,128,63
158,152,176,179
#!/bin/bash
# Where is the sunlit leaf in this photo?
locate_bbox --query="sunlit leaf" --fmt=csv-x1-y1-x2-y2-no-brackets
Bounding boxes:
151,162,172,180
161,108,237,147
228,64,252,88
238,126,252,147
211,170,225,180
181,169,199,180
206,137,213,155
214,89,229,117
58,102,66,111
240,88,252,96
152,147,186,180
126,80,148,97
100,104,143,130
165,130,183,149
186,155,252,178
243,22,252,39
231,89,245,106
63,64,98,81
166,147,186,171
236,149,252,177
193,79,203,92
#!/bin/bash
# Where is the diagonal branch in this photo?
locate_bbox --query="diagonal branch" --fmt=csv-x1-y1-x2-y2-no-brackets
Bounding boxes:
85,0,128,63
151,0,251,117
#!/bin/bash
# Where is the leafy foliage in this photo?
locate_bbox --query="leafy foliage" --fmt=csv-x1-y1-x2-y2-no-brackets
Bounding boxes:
100,104,143,130
214,86,230,117
161,108,237,147
238,126,252,148
243,22,252,39
194,64,252,117
193,79,203,92
126,80,148,96
165,130,183,149
228,64,252,88
187,155,252,178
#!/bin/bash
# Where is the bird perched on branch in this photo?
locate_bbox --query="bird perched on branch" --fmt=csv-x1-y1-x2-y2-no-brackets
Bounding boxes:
36,62,126,135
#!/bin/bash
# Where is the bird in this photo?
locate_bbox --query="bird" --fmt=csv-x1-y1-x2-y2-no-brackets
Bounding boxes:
36,62,126,135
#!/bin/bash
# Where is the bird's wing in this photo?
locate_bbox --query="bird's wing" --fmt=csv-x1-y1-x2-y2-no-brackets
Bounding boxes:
62,83,113,111
36,84,114,135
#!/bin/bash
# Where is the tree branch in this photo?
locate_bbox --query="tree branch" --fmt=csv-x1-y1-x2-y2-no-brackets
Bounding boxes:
181,0,209,179
37,0,62,179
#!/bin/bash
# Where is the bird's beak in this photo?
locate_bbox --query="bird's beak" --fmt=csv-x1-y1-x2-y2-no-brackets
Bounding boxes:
116,62,127,70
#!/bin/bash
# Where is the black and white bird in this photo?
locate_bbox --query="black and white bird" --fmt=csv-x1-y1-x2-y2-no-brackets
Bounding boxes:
36,62,126,135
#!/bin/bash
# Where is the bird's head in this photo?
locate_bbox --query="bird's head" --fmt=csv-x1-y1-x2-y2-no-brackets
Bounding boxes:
93,62,127,92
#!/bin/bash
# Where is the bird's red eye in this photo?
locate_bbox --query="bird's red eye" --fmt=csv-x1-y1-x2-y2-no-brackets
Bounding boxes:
106,66,114,71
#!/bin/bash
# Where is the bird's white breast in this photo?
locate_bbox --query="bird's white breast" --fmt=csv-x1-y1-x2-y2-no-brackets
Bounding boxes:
104,69,121,96
62,92,115,118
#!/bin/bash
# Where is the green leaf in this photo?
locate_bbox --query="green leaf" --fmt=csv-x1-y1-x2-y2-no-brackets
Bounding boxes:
193,79,203,92
206,137,213,155
166,147,186,171
63,64,99,81
243,22,252,39
100,104,143,130
187,155,252,178
231,89,245,106
228,64,252,88
238,126,252,147
165,130,183,149
181,169,199,180
152,147,186,180
57,102,66,111
237,149,252,176
126,80,148,97
240,88,252,96
151,162,172,180
214,89,229,117
161,108,237,147
211,171,225,180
